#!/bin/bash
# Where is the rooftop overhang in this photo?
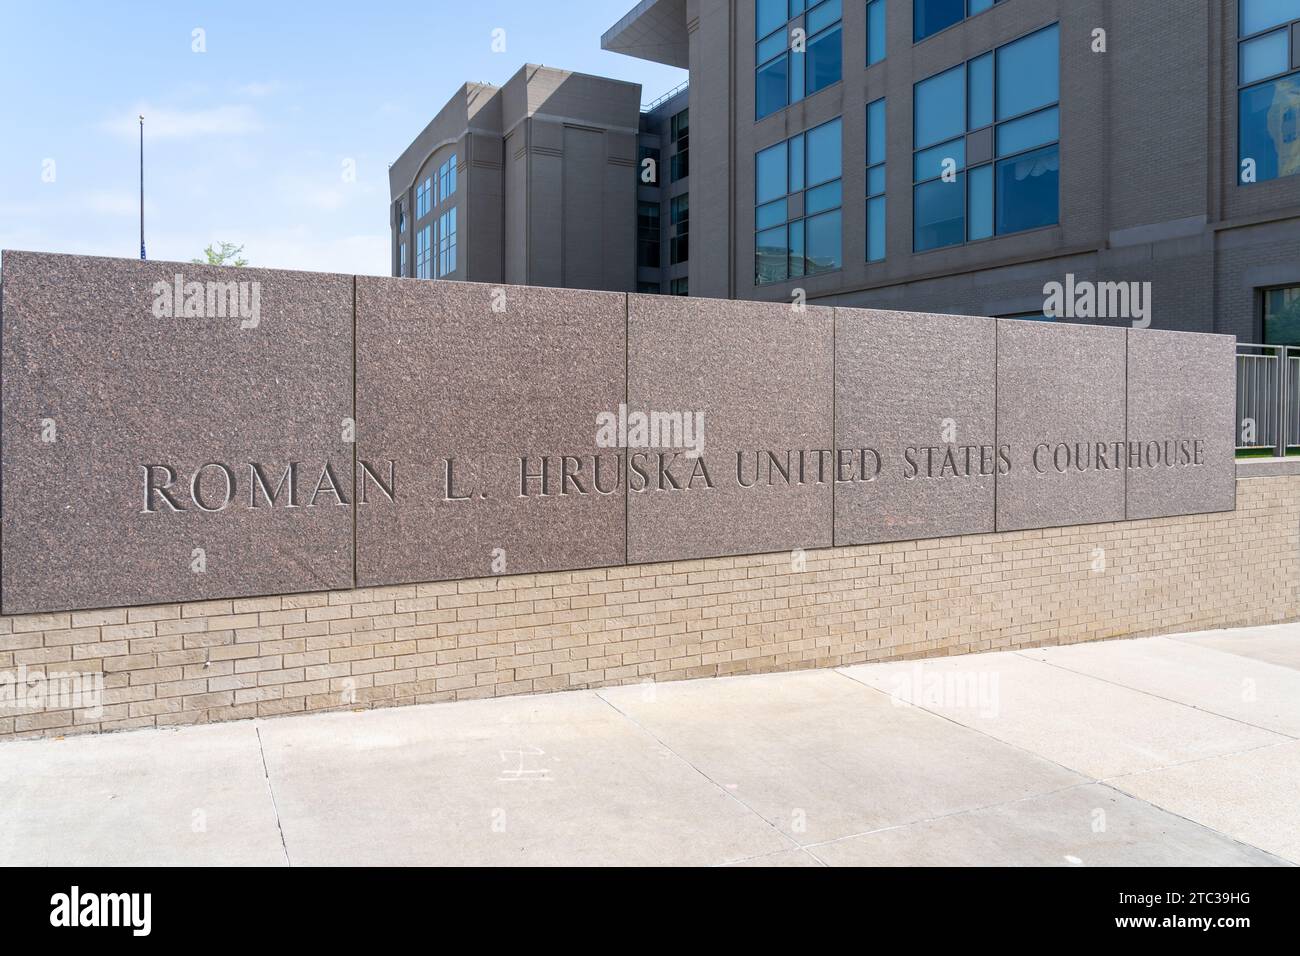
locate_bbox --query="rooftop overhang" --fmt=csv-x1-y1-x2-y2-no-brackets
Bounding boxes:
601,0,689,69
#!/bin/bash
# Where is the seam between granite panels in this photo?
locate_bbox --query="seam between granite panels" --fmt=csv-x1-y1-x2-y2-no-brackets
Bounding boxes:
1,264,5,615
1124,326,1130,522
831,309,837,549
351,274,358,590
993,320,1001,533
624,293,629,570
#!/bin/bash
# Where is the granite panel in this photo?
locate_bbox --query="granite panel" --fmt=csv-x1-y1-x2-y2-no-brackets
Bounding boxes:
0,251,354,614
354,278,626,585
995,320,1128,532
835,309,996,545
626,295,834,564
1126,329,1237,520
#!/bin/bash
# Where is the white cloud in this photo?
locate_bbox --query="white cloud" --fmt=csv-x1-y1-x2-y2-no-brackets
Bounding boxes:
100,104,261,140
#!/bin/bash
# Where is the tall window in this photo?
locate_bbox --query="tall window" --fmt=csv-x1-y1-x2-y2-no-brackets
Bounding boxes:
755,117,843,284
866,98,886,262
1264,285,1300,344
438,208,457,277
912,23,1059,252
756,0,843,121
416,224,432,279
1239,0,1300,184
638,202,662,268
867,0,886,66
399,243,408,278
670,194,690,264
671,110,690,181
915,0,1003,43
439,154,458,202
416,177,432,218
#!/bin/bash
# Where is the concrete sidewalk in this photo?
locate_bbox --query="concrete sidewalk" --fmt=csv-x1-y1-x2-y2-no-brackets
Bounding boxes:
2,625,1298,867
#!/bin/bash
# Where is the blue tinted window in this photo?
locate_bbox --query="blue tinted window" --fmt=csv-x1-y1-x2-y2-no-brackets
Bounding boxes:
1241,0,1300,35
867,164,886,195
757,199,789,229
997,25,1059,119
968,163,994,240
756,120,843,283
866,99,886,166
915,22,1060,247
995,145,1059,234
806,25,843,94
914,176,964,251
969,0,994,12
756,0,840,119
1240,73,1300,182
915,65,965,147
756,226,789,283
758,30,788,62
805,209,842,273
914,138,964,181
866,196,886,261
915,0,964,42
757,56,790,118
807,0,841,34
758,0,787,37
757,142,788,202
806,180,842,214
1241,29,1290,83
996,107,1059,156
806,119,842,185
867,0,886,66
968,52,994,129
789,220,806,278
866,98,886,262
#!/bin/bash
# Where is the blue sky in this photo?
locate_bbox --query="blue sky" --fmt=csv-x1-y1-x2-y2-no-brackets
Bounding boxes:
0,1,685,274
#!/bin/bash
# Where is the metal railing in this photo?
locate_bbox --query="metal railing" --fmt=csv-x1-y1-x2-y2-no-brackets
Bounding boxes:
1236,343,1300,455
641,80,688,114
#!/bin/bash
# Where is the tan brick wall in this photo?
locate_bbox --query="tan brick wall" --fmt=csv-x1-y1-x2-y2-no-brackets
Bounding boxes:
2,475,1297,740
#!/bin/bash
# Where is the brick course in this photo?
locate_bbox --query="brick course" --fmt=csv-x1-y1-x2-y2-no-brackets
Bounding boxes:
2,474,1296,740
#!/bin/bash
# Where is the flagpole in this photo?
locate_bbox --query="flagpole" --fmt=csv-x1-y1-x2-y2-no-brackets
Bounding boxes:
138,115,146,260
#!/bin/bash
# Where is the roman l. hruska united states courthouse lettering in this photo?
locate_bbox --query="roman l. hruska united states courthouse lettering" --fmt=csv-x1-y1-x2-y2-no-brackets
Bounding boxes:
0,252,1235,616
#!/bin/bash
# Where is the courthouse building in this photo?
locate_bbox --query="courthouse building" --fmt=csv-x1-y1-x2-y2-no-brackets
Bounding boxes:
391,0,1300,342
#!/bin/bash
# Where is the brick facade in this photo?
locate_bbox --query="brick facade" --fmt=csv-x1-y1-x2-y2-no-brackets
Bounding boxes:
2,472,1296,740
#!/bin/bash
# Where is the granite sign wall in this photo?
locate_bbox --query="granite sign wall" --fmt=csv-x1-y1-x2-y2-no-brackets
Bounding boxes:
0,251,1238,615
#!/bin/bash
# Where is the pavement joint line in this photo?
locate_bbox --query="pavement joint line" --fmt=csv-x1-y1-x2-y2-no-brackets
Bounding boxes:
836,648,1299,865
591,688,804,862
1009,644,1300,742
255,723,292,868
712,846,828,868
1097,737,1299,785
835,651,1291,788
830,665,1105,787
1090,780,1296,866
